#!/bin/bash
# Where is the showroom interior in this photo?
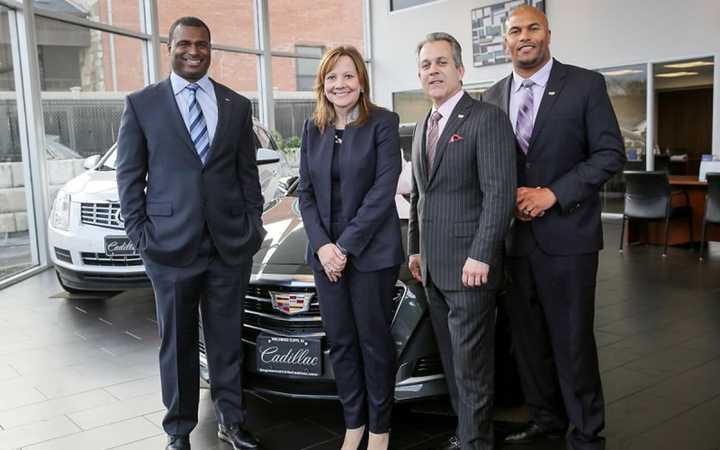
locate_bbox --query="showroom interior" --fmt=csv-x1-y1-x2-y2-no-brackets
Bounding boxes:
0,0,719,449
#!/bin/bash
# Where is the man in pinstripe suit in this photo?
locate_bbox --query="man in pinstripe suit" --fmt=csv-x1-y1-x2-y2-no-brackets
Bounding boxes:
408,32,516,450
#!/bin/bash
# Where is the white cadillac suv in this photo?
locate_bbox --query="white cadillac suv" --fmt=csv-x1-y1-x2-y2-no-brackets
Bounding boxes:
48,121,283,293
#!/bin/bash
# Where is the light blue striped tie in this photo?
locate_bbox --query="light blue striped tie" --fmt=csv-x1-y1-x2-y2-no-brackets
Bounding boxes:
186,83,210,165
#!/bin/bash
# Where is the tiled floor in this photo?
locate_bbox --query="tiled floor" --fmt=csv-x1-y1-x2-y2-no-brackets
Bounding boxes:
0,221,719,450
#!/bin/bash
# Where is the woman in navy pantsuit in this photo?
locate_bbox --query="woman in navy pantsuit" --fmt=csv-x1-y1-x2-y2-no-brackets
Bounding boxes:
297,45,403,450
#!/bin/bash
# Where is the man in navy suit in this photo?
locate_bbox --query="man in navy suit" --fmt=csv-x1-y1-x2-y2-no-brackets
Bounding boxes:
116,17,265,450
483,6,625,450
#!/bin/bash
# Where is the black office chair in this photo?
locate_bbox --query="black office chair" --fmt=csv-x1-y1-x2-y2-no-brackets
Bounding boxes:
619,171,693,257
699,173,720,261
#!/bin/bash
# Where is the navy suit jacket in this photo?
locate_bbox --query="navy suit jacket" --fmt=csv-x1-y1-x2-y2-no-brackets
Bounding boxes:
483,60,626,257
116,77,266,267
298,108,403,272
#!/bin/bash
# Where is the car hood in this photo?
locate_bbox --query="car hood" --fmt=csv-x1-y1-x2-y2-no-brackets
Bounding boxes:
252,195,414,285
63,170,120,203
252,196,313,279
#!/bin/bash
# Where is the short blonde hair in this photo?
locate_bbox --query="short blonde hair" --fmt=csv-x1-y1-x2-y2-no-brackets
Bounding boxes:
312,46,374,133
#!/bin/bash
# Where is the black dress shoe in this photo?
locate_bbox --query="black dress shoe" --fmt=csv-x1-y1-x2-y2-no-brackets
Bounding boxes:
218,423,260,449
440,435,460,449
503,423,565,445
166,435,191,450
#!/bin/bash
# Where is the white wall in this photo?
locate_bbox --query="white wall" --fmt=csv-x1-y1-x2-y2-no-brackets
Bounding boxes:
369,0,720,111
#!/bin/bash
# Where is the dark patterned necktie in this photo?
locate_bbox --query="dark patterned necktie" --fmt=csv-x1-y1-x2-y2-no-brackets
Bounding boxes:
426,110,443,169
515,79,535,154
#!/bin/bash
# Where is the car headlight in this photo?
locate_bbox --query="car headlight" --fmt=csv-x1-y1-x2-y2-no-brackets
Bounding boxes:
50,189,71,231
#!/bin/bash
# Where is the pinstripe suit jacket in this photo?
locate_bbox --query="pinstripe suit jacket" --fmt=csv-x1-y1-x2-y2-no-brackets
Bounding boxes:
408,92,517,291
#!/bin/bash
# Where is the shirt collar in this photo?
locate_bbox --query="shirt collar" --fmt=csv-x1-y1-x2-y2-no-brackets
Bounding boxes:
512,58,554,92
171,71,213,96
432,88,465,119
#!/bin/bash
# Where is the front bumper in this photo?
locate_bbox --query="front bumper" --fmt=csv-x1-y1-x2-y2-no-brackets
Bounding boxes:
199,277,447,402
48,202,150,292
54,265,150,291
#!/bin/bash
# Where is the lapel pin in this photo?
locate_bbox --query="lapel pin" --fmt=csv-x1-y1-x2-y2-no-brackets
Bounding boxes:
548,91,556,96
458,114,464,118
224,98,230,102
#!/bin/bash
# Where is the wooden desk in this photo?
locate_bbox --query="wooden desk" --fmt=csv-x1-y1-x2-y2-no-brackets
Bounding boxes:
625,175,720,246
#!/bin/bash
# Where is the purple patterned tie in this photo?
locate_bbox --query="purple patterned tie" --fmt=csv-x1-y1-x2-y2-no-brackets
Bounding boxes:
426,110,443,169
515,79,535,154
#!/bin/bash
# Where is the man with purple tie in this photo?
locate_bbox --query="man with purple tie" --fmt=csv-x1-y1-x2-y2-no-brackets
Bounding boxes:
116,17,264,450
483,6,625,450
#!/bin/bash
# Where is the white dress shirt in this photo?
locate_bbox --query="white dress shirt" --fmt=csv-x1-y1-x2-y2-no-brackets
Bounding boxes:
170,71,218,146
508,58,553,134
427,88,465,142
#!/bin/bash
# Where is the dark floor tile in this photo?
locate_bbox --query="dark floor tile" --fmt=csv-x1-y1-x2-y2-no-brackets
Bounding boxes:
640,358,720,406
401,432,455,450
623,347,720,376
301,436,344,450
605,390,694,440
594,330,627,348
621,394,720,450
601,329,694,356
254,420,336,450
601,366,667,404
598,346,644,373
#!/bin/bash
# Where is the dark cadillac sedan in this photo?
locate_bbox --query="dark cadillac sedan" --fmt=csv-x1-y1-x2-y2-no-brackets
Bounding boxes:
199,177,521,405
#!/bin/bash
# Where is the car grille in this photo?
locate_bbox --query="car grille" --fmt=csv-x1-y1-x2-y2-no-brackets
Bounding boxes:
54,247,72,264
243,285,323,341
80,202,124,230
200,282,407,346
81,252,143,266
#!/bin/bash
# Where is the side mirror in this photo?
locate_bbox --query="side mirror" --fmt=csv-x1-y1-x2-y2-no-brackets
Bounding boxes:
83,154,101,170
256,148,281,166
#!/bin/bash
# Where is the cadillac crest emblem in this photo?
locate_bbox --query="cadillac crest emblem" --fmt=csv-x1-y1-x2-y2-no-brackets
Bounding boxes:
270,292,313,315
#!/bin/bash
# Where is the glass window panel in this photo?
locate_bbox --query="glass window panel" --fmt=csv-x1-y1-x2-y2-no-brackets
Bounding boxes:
654,56,714,175
390,0,437,11
295,45,324,91
597,63,647,214
158,0,255,49
33,0,143,33
0,6,35,280
271,56,317,143
269,0,363,54
393,90,430,125
35,17,146,205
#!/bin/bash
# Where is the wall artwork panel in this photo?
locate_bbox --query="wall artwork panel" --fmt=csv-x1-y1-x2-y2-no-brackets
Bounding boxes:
471,0,545,67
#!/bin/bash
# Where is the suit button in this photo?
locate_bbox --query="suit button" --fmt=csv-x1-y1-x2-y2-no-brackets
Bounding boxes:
525,162,532,169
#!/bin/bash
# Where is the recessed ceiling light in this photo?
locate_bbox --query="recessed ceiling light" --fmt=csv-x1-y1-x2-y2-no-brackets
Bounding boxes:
663,61,714,69
656,71,700,78
600,69,643,77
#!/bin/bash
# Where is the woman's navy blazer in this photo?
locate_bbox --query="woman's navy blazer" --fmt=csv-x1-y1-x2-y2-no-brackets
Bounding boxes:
298,108,404,272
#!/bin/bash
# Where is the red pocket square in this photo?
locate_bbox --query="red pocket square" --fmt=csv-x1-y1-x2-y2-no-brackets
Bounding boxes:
449,134,464,143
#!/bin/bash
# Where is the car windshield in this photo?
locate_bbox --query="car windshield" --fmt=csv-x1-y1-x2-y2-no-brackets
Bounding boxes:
95,145,118,171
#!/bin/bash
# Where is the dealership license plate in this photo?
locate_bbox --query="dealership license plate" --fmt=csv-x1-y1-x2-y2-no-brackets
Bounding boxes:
256,334,322,377
104,236,137,256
